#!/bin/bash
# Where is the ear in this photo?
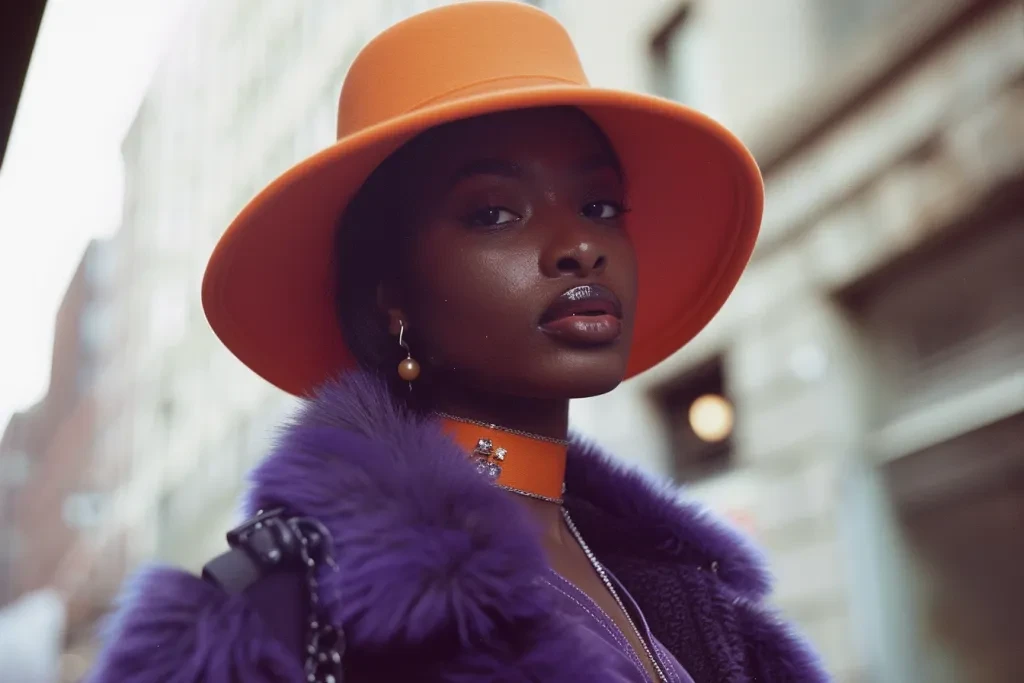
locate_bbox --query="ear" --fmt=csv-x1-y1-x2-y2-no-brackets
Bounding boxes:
386,308,407,337
376,282,406,337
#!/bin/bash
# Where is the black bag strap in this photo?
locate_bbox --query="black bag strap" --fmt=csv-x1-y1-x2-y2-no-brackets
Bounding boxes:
201,508,346,683
202,507,296,592
201,541,270,595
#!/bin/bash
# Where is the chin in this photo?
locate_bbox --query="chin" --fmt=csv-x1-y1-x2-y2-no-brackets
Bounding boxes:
531,350,630,399
563,374,624,399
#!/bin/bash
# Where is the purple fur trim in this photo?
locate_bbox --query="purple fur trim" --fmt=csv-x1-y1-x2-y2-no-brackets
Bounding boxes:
89,370,831,682
564,437,772,599
249,425,553,650
86,566,302,683
734,596,832,683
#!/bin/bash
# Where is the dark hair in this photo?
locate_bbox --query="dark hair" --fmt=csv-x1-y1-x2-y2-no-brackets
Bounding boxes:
332,143,418,384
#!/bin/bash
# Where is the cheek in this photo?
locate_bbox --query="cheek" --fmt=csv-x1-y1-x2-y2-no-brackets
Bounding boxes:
621,238,640,301
405,245,539,363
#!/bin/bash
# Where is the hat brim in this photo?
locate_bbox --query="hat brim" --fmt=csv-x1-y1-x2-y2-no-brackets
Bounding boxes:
202,85,763,397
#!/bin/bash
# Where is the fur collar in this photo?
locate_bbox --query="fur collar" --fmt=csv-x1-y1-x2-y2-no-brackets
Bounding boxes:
90,371,829,683
246,372,773,673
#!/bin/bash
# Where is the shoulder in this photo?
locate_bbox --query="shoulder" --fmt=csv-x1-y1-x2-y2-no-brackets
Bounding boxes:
86,564,302,682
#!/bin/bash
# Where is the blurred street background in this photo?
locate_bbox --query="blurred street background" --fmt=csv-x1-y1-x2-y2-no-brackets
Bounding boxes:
0,0,1022,681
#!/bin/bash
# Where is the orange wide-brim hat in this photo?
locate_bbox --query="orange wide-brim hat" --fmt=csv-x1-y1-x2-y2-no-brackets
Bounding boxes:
202,1,763,397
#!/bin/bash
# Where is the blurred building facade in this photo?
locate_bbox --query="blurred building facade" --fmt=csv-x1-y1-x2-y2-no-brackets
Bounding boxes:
4,0,1019,681
562,0,1024,681
0,239,119,665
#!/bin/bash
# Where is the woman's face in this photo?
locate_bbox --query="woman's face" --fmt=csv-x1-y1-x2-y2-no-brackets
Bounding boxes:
387,107,638,400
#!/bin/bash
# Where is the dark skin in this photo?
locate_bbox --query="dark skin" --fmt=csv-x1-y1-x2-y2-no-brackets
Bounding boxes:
378,107,659,680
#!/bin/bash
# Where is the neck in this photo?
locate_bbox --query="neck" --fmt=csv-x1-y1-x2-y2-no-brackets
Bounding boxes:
427,383,570,443
508,493,568,550
435,405,571,558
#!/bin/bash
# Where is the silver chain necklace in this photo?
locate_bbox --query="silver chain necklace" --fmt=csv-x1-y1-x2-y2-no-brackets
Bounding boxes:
496,483,564,505
561,508,668,683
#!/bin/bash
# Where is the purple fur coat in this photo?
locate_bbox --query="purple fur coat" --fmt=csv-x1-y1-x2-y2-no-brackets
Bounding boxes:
87,372,830,682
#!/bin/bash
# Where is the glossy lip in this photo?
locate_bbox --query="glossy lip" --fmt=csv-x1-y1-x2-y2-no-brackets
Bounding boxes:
539,284,623,324
538,284,623,346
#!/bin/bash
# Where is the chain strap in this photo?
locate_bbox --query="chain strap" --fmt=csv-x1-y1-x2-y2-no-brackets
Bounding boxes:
289,517,345,683
229,511,345,683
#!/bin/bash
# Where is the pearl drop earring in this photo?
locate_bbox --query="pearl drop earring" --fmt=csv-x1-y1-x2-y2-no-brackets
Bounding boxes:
396,320,420,386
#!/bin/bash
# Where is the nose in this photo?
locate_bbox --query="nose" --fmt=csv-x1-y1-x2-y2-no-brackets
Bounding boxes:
540,220,608,279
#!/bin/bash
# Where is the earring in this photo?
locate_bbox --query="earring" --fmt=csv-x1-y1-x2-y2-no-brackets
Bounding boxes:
396,320,420,385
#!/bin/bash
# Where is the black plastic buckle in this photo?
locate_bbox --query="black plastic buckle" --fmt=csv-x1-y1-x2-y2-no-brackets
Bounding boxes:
226,507,335,571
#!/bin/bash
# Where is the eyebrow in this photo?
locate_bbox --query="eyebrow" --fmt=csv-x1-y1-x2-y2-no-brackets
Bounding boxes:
578,153,624,183
448,159,524,188
447,153,624,190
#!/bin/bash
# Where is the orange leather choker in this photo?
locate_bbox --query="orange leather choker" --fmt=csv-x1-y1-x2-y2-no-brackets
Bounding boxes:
437,415,567,503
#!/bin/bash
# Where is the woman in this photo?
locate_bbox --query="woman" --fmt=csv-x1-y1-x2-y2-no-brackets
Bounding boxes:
89,3,829,683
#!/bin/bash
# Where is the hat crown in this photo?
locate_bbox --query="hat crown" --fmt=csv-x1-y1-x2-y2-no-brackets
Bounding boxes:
336,2,589,138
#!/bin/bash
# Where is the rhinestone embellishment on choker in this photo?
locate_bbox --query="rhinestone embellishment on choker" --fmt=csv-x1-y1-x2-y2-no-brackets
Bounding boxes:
473,438,507,480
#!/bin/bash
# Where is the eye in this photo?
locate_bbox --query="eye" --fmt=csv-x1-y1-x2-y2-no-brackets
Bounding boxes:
464,206,521,228
581,200,627,220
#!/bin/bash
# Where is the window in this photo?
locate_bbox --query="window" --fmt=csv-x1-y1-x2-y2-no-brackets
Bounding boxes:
656,356,735,481
816,0,914,54
843,211,1024,418
650,4,695,103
